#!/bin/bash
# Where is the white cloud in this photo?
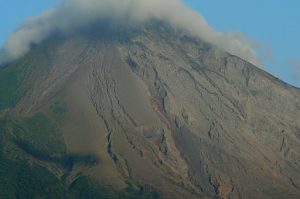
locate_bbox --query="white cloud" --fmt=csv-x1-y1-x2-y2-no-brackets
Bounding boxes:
0,0,259,66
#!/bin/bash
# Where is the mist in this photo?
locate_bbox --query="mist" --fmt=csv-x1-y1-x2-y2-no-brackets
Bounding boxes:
289,59,300,81
0,0,259,66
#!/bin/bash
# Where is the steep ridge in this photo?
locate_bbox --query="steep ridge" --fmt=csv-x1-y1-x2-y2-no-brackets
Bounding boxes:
0,21,299,198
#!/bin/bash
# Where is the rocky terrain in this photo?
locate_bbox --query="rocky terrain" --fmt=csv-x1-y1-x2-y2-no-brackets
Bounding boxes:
0,21,299,198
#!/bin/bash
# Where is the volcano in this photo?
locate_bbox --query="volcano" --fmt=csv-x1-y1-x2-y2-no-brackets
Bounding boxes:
0,20,300,199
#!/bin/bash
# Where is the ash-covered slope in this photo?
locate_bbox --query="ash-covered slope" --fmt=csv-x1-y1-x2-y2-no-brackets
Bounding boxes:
0,22,300,199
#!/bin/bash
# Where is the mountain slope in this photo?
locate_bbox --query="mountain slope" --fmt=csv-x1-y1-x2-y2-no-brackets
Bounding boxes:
0,22,300,199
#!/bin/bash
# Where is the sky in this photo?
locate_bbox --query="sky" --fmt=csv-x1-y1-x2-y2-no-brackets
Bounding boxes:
186,0,300,88
0,0,299,88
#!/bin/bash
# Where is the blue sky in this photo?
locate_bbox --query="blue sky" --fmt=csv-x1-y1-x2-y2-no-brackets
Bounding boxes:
185,0,300,88
1,0,299,87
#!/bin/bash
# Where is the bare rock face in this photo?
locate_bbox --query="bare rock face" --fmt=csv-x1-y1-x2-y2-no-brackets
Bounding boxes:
1,21,300,198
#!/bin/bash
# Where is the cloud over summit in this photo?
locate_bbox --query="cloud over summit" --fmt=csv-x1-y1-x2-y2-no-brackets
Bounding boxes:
0,0,259,66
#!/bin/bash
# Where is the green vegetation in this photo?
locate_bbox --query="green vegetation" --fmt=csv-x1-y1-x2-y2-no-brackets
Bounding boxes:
0,118,67,199
8,112,66,154
0,158,67,199
0,119,6,157
0,157,161,199
0,43,53,110
0,117,160,199
0,63,26,109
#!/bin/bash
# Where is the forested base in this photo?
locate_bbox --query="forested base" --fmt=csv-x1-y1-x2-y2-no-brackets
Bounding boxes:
0,119,160,199
0,158,160,199
0,158,67,199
